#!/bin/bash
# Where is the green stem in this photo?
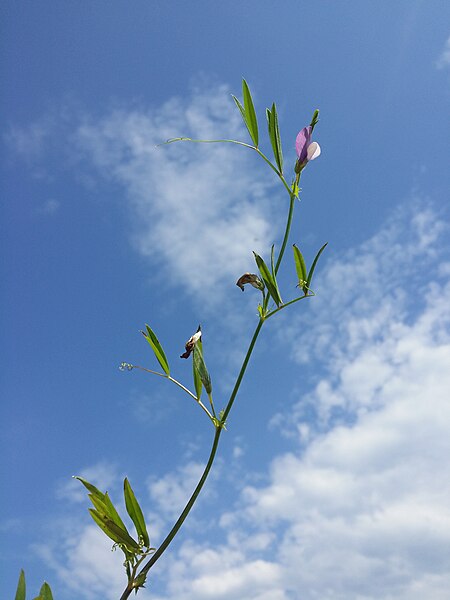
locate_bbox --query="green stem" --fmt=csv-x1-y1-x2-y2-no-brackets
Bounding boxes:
133,365,214,421
221,318,264,423
275,193,296,275
265,292,313,320
121,319,265,598
162,137,292,196
122,135,303,599
119,427,222,600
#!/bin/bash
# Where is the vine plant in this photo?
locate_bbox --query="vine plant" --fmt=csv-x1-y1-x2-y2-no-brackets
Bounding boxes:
31,80,326,599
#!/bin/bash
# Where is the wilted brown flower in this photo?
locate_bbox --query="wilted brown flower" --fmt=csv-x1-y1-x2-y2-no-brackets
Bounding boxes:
236,273,264,292
180,326,202,359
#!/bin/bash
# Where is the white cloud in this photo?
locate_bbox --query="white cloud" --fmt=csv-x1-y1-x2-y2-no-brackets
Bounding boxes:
148,203,450,599
34,526,127,600
436,35,450,69
40,202,450,600
74,84,279,306
147,460,219,524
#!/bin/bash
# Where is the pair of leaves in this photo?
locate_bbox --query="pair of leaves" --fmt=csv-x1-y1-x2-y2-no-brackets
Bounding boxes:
232,79,259,147
193,339,212,397
253,248,283,307
75,476,150,556
266,103,283,174
232,80,284,176
15,570,53,600
142,324,170,375
293,242,328,294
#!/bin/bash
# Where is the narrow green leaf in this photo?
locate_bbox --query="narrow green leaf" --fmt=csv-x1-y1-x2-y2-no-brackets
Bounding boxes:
103,492,129,531
231,95,247,128
242,79,259,147
87,492,129,535
142,324,170,375
193,338,203,400
74,476,105,501
15,570,26,600
267,103,283,173
293,245,307,289
38,583,53,600
124,478,150,548
89,509,140,552
253,252,282,307
306,242,328,291
193,342,212,395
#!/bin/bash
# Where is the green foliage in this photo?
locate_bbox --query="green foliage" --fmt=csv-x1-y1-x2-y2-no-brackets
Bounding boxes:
193,341,212,395
15,570,26,600
75,475,154,571
192,338,204,399
15,571,53,600
142,324,170,375
253,251,283,307
232,79,259,147
293,244,308,290
124,478,150,548
306,242,328,292
266,103,283,173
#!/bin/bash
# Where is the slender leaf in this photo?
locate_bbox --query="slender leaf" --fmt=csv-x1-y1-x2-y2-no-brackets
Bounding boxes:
124,478,150,547
231,95,247,128
266,103,283,173
193,342,212,395
253,252,282,307
293,245,307,289
74,476,105,501
15,570,26,600
306,242,328,291
242,79,259,147
89,509,140,552
38,583,53,600
87,492,129,534
142,324,170,375
193,338,203,400
103,492,129,531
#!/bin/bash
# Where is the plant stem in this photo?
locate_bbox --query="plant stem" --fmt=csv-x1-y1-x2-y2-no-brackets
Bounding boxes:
121,137,302,599
119,427,222,600
120,319,265,598
133,365,214,421
275,193,296,275
221,318,264,423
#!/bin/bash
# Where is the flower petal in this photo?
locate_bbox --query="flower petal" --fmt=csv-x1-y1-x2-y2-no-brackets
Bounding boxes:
306,141,321,161
295,126,312,162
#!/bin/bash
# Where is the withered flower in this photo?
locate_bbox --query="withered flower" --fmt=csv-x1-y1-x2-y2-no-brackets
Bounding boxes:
236,273,264,292
180,326,202,359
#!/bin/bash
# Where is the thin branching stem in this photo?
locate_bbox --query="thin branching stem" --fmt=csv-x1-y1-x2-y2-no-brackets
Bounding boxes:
132,365,214,421
162,137,292,196
119,118,315,599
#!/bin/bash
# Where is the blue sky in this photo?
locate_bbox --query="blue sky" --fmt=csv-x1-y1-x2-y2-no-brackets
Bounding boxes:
1,2,450,599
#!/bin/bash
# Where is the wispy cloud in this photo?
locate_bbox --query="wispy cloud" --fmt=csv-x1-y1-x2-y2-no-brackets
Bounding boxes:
150,202,450,600
74,84,279,306
436,35,450,69
39,201,450,599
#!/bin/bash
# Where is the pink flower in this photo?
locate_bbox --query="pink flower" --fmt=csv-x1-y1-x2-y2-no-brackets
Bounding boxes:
295,126,321,172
